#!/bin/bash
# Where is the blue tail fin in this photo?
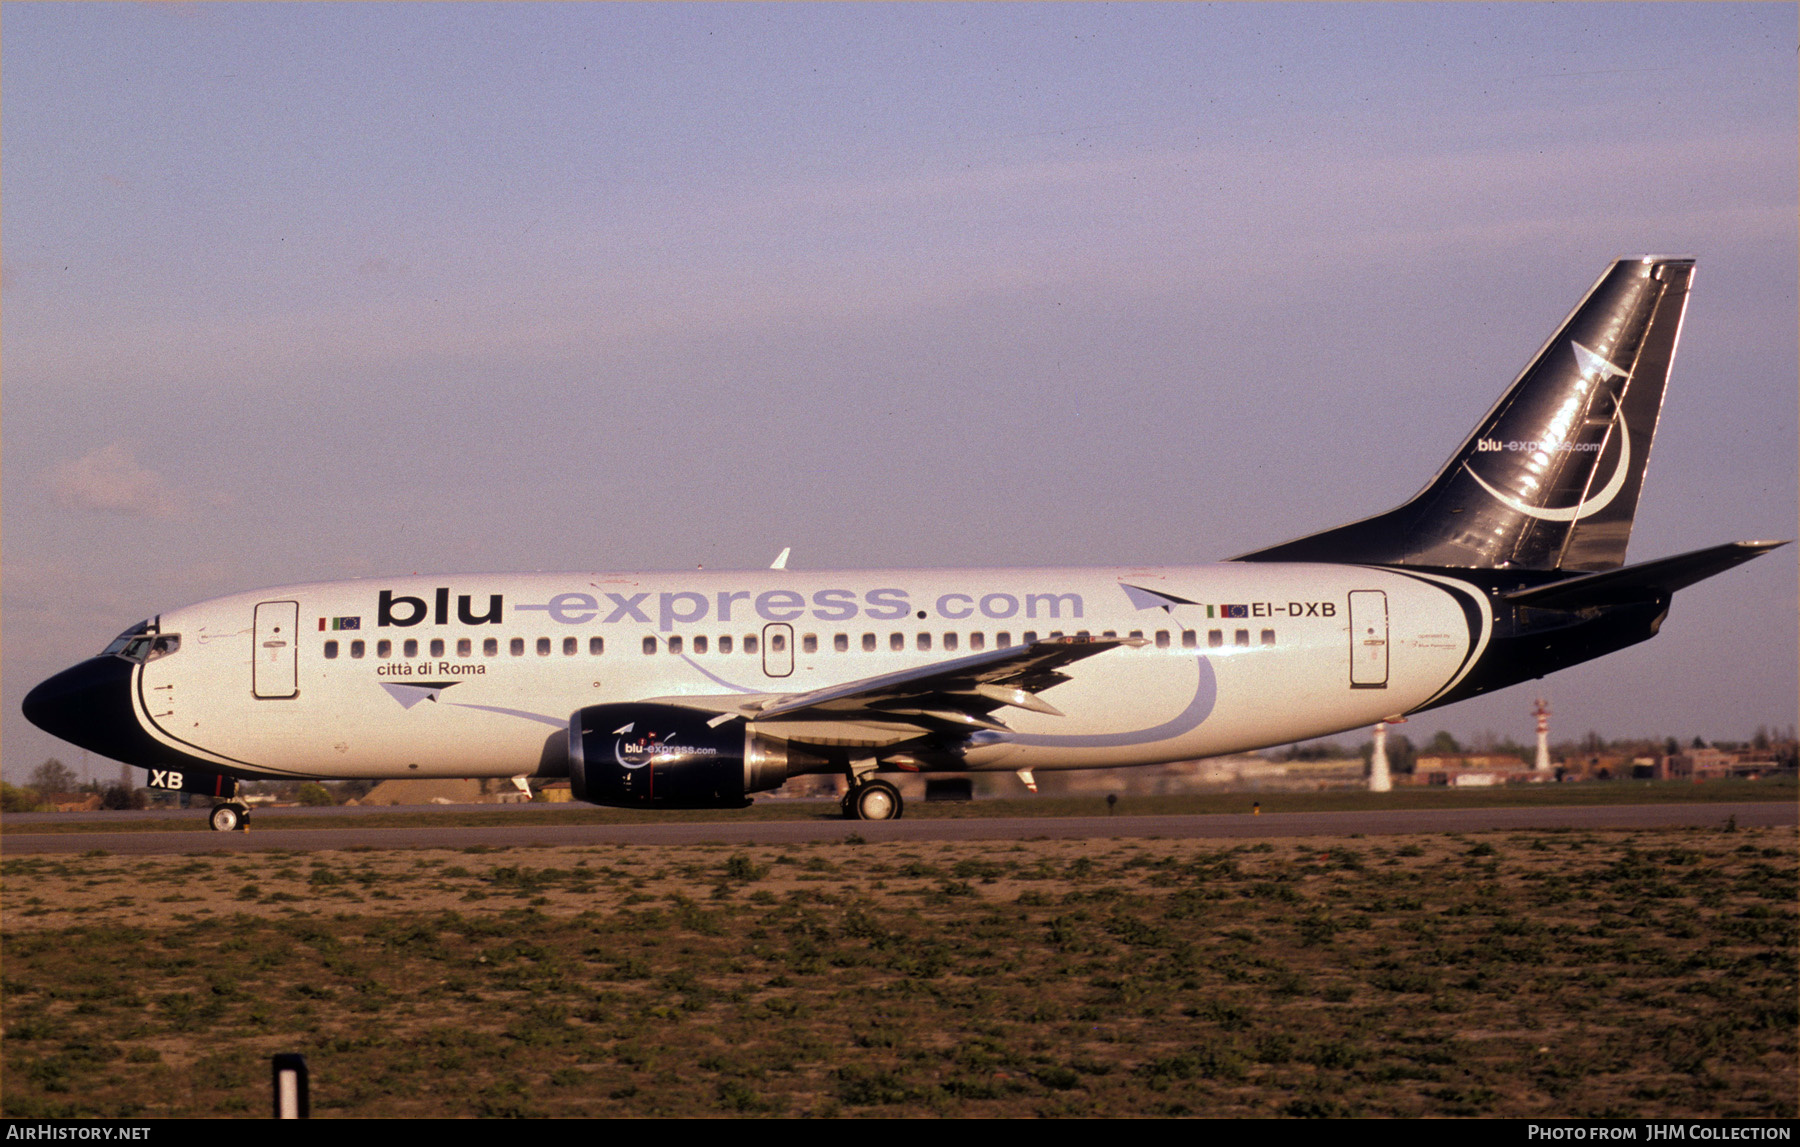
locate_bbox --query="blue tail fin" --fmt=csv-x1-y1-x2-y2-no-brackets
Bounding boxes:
1237,257,1695,572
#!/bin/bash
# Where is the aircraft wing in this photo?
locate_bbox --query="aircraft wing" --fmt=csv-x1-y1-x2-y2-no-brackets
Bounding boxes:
648,636,1137,735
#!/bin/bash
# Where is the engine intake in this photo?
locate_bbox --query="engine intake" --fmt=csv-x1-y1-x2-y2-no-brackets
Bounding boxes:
568,703,788,809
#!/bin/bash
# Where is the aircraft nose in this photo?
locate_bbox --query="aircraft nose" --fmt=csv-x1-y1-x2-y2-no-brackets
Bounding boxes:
22,656,142,761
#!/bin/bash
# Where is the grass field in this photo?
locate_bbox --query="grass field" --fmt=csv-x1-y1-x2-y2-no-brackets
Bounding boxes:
2,821,1793,1117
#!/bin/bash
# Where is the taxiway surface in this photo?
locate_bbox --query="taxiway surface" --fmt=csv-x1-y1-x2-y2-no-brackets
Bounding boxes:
1,801,1788,855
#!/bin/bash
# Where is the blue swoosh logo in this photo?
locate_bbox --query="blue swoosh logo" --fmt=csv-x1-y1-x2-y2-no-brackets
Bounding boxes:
990,654,1216,748
433,655,1216,747
445,702,568,728
679,654,759,693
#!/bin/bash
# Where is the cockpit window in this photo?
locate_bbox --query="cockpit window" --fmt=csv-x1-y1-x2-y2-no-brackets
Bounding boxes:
116,634,180,663
105,622,179,664
101,621,151,657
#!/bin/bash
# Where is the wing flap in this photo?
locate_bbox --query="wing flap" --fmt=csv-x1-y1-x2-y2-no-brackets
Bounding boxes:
756,635,1135,723
640,633,1130,741
635,636,1137,743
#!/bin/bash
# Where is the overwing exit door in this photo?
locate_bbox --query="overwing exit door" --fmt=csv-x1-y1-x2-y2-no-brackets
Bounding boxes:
254,600,299,698
762,623,794,678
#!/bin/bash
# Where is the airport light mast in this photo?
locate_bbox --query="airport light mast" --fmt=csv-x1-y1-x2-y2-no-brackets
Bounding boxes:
1369,719,1397,792
1533,698,1553,775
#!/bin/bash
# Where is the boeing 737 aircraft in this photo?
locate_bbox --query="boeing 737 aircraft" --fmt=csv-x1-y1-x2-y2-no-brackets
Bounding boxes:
23,258,1785,830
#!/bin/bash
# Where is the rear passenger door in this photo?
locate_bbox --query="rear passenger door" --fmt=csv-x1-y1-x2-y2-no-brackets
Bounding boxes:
1348,591,1388,689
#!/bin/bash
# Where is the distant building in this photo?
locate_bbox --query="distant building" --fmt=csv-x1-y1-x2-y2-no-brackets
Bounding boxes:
770,755,1370,800
1665,747,1785,780
359,778,532,805
1412,755,1538,786
44,791,102,812
1565,753,1630,781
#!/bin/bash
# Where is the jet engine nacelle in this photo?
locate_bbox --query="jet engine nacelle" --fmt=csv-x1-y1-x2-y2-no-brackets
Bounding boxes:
568,703,789,809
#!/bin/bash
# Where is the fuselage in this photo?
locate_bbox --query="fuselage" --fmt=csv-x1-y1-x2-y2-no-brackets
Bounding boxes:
36,562,1489,784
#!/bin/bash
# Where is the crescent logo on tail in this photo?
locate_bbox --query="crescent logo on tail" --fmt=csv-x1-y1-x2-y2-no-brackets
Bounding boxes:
1462,341,1632,523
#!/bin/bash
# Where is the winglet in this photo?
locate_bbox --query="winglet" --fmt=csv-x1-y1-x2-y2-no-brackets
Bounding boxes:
770,547,791,571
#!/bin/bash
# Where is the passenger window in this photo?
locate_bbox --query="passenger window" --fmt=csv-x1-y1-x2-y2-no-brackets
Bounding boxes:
668,636,684,655
997,632,1012,648
457,638,471,657
378,639,392,658
430,639,445,658
404,639,418,658
1077,630,1091,640
563,637,577,655
1261,629,1276,646
1208,630,1223,648
1155,631,1170,649
1181,630,1197,649
970,632,985,650
590,637,605,655
834,633,849,652
769,633,785,653
324,640,339,660
1235,629,1250,647
944,633,958,651
862,633,876,652
802,634,817,654
693,635,708,654
1100,630,1114,639
719,635,733,654
917,633,931,651
511,637,525,656
890,633,904,651
350,640,365,659
643,636,657,655
484,637,498,656
744,635,758,655
537,637,551,656
1023,631,1038,643
1129,630,1143,640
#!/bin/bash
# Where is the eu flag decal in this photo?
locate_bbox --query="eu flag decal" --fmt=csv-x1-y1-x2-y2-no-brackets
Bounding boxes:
1218,604,1249,619
320,616,362,631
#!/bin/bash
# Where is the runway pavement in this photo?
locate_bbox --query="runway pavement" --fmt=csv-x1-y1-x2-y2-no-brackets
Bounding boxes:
1,801,1788,854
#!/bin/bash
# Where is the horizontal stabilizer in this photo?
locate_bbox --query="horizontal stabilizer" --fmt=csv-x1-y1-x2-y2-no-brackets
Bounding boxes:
1503,540,1788,611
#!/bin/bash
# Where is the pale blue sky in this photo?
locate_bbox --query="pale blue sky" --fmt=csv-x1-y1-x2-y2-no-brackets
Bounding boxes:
5,4,1795,780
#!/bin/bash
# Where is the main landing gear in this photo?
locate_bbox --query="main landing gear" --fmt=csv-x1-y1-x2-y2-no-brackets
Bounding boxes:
841,778,903,821
209,802,250,833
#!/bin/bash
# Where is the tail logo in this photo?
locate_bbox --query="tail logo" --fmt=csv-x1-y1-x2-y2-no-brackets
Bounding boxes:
1462,341,1632,523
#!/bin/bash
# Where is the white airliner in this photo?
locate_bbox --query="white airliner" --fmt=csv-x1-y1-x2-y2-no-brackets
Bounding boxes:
23,258,1785,830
